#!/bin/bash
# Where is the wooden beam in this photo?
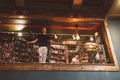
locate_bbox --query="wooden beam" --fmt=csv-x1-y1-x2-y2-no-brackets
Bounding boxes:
15,0,25,7
72,0,83,9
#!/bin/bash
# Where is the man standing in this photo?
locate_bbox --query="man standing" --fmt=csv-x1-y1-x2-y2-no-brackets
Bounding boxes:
27,27,50,63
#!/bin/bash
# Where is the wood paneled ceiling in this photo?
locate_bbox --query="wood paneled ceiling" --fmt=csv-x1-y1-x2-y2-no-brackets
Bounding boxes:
0,0,114,18
0,0,114,33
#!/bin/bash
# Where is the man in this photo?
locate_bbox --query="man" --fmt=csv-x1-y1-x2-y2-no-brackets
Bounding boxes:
27,27,50,63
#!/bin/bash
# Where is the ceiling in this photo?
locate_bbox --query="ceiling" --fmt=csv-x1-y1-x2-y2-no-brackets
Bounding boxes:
107,0,120,19
0,0,118,33
0,0,114,18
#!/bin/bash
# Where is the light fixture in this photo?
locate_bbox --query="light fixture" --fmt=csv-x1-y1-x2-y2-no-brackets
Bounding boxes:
72,24,80,40
54,34,58,39
13,19,28,24
72,32,80,40
15,25,25,31
90,36,94,41
18,32,23,37
9,25,25,31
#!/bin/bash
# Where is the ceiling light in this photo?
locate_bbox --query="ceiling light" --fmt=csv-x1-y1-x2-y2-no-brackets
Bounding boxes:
18,15,25,18
15,25,25,31
72,24,80,40
72,32,80,40
13,19,28,24
18,32,23,37
54,34,58,39
9,25,25,31
90,36,94,41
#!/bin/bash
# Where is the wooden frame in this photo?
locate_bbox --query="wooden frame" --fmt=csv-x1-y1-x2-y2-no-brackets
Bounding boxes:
0,63,118,71
0,20,119,71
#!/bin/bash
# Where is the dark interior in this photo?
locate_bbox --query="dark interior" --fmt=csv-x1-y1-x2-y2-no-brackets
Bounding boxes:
0,0,114,33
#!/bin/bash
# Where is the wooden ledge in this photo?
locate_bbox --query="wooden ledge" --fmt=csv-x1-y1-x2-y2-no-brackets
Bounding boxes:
0,63,119,71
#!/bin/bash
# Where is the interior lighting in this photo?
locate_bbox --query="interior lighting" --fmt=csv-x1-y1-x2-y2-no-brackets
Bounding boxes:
72,24,80,40
13,19,28,24
54,34,58,39
15,25,25,31
18,32,23,37
90,36,94,41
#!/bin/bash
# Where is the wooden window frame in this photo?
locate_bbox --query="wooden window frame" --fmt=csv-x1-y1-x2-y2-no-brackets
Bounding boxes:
0,20,119,71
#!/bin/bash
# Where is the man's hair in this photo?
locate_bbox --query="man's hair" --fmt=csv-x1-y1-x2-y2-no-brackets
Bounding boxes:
41,26,46,29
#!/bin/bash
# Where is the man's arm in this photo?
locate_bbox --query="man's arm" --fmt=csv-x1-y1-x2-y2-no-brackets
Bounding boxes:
27,39,38,44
